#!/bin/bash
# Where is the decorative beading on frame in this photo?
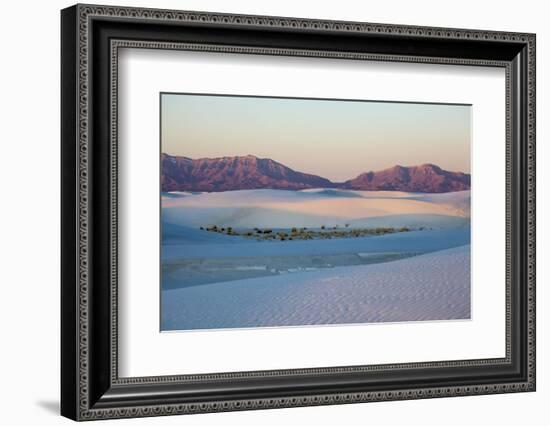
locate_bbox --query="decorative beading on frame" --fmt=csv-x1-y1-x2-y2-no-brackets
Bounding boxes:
77,5,91,418
75,4,536,420
81,381,531,420
526,35,536,387
78,4,534,43
110,43,120,385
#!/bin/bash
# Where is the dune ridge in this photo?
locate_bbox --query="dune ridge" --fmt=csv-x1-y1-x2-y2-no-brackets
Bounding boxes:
162,189,470,229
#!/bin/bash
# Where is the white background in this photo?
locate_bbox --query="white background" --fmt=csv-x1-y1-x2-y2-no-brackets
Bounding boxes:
0,0,547,425
119,49,505,377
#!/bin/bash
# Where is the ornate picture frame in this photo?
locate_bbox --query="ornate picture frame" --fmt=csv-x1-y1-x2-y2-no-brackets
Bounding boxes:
61,4,535,421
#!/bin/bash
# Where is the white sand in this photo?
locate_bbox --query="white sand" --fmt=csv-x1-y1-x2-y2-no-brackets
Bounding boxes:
162,189,470,229
162,245,470,331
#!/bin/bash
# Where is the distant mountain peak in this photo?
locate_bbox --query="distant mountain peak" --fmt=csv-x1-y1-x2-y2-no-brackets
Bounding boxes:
343,163,469,193
418,163,442,171
161,154,333,192
161,154,470,193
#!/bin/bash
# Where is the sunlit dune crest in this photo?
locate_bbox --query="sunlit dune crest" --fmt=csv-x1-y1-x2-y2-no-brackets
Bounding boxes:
162,189,470,229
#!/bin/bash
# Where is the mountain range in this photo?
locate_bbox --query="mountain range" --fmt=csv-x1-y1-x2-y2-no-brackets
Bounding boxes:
161,153,470,193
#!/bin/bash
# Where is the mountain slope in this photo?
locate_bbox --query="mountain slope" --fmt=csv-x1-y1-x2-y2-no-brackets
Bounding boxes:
161,153,333,191
343,164,470,193
161,154,470,193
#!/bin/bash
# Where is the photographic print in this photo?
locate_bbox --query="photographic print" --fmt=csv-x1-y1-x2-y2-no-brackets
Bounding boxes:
160,93,471,331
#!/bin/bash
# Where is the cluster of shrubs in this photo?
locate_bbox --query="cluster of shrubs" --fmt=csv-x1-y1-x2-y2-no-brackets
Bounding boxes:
200,224,411,241
253,227,273,234
200,225,234,235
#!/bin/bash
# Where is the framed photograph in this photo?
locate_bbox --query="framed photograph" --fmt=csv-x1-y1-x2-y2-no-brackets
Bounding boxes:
61,4,536,421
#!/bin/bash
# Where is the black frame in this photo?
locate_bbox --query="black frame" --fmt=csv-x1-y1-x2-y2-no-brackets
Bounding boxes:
61,4,536,421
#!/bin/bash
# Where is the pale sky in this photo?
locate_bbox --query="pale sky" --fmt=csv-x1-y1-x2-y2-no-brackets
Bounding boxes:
161,93,471,182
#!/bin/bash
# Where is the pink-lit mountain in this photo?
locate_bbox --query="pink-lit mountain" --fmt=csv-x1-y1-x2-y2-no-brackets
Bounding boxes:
161,153,470,193
341,164,470,193
161,153,333,192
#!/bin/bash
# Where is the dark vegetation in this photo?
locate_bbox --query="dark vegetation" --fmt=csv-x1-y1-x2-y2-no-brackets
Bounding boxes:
201,225,410,241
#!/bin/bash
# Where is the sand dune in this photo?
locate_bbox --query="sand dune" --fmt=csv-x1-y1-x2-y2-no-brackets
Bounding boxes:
161,189,471,331
162,245,471,331
162,227,470,259
348,214,469,229
162,189,470,229
264,198,462,219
